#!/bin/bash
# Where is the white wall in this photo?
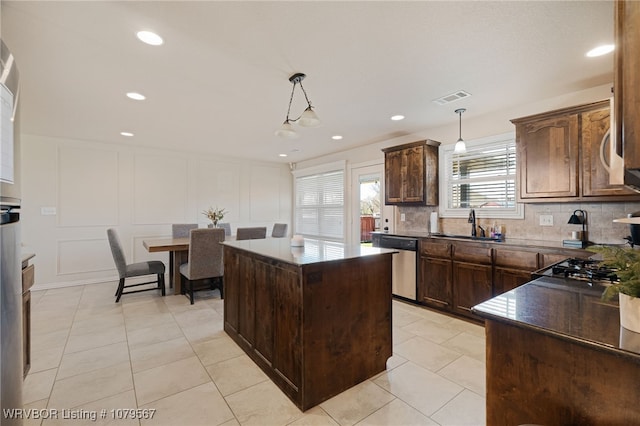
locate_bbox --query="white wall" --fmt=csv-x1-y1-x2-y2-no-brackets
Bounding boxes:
21,135,292,289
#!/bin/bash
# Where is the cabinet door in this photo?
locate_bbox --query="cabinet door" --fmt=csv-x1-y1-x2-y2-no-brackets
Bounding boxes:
453,262,492,317
616,0,640,174
517,115,579,199
493,267,532,295
582,106,637,197
384,149,404,204
418,256,452,309
402,145,425,203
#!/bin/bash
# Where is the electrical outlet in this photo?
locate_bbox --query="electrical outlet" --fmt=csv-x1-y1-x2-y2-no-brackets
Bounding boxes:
539,214,553,226
400,213,406,222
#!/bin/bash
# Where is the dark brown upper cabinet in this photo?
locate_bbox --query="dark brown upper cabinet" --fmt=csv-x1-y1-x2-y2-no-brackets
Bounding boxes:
382,140,440,205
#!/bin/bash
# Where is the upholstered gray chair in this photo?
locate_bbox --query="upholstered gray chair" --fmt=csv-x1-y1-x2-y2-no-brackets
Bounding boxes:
107,228,166,303
271,223,288,238
236,226,267,240
172,223,198,238
168,223,198,288
179,228,225,304
217,222,232,237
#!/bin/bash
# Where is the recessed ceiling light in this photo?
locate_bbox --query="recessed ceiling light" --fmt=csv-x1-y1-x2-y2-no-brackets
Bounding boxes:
136,30,163,46
391,115,405,121
126,92,146,101
586,44,614,57
279,153,288,157
120,132,134,137
332,135,343,140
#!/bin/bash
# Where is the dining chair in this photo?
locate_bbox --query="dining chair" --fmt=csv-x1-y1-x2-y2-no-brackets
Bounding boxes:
236,226,267,240
179,228,225,304
107,228,166,303
172,223,198,238
217,222,232,237
271,223,288,238
168,223,198,288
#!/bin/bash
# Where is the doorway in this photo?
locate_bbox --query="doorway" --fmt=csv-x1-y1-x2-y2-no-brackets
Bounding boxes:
351,163,394,245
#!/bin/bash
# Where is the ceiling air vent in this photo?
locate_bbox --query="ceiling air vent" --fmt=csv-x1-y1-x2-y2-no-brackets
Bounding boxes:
432,90,472,106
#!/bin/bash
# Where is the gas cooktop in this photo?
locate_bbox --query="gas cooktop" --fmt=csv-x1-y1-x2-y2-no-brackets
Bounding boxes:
533,257,618,287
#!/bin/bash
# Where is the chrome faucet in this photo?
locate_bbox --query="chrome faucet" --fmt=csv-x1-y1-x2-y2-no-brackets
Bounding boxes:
468,209,477,237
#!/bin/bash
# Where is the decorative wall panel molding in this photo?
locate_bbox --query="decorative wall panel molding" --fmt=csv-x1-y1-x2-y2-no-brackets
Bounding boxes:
57,238,114,275
58,146,119,227
134,155,188,224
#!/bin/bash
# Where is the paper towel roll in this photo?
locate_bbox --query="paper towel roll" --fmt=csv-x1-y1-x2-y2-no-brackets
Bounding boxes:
430,211,439,233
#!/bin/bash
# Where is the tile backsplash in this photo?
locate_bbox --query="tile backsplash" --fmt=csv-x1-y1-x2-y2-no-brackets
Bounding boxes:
396,202,640,245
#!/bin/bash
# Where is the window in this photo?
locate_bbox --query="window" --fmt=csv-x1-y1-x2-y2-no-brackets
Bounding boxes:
293,161,345,241
440,132,523,219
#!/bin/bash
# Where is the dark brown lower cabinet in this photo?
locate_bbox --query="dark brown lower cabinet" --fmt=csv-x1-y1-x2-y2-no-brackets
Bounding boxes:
22,262,34,378
418,256,452,309
493,266,533,295
453,262,492,317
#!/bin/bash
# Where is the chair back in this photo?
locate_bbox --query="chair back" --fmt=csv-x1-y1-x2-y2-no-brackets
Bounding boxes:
236,227,267,240
217,222,232,236
172,223,198,238
107,228,127,278
271,223,288,238
187,228,225,281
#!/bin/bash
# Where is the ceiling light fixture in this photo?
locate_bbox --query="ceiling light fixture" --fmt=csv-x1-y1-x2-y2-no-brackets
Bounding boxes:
332,135,343,140
454,108,467,154
391,115,405,121
120,132,134,137
126,92,145,101
586,44,614,57
275,73,320,139
136,31,163,46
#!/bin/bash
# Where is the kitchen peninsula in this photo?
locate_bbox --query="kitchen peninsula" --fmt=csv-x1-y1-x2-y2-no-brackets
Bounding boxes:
472,276,640,425
222,238,395,411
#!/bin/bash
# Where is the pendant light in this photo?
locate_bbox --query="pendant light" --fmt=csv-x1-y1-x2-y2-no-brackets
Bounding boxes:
275,73,321,139
454,108,467,154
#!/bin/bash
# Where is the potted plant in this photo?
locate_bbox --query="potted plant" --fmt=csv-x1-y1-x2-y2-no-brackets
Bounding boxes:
202,206,226,228
590,246,640,333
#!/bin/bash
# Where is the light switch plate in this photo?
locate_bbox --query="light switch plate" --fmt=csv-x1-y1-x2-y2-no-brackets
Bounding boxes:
540,214,553,226
400,213,406,222
41,207,57,215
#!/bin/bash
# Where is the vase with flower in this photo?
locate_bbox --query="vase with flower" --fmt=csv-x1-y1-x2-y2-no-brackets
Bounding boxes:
202,206,226,228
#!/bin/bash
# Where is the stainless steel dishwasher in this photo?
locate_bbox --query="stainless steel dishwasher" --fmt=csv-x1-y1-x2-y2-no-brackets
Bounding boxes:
372,234,418,301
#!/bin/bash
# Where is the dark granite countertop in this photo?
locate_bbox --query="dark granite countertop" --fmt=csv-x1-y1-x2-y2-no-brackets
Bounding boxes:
372,230,594,252
473,276,640,361
222,238,396,266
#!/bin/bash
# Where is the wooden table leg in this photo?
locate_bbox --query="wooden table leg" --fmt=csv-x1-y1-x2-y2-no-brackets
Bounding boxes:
173,250,187,295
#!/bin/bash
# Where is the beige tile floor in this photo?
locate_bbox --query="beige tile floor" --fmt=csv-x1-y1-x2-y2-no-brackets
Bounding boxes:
23,283,486,426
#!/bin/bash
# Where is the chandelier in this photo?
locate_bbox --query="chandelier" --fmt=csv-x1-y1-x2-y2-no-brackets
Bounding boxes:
275,73,320,139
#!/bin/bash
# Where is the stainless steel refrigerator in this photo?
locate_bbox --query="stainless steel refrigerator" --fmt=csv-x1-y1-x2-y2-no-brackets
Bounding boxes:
1,39,23,425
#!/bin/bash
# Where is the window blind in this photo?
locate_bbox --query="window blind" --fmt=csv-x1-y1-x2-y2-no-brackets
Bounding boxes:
294,167,344,240
440,134,522,218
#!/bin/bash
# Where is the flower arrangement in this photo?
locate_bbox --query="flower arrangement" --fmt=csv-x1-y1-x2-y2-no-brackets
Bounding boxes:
588,246,640,301
202,206,226,226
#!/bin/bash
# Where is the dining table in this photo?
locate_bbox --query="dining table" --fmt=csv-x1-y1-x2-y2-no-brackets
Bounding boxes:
142,237,190,294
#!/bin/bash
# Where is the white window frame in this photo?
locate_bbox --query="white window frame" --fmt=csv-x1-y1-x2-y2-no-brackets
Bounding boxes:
292,160,346,242
439,132,524,219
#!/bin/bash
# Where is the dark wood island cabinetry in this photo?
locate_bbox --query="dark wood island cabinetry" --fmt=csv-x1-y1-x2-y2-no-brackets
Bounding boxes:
473,278,640,425
222,238,394,411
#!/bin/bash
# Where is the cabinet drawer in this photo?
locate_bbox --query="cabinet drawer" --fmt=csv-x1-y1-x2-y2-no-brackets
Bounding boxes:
494,249,539,269
420,240,451,258
452,244,492,264
22,264,35,294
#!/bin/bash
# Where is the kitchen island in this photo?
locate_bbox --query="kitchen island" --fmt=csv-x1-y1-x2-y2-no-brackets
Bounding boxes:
472,276,640,425
222,238,395,411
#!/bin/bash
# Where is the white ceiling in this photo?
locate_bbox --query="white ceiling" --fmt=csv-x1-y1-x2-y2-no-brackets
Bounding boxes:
1,1,614,163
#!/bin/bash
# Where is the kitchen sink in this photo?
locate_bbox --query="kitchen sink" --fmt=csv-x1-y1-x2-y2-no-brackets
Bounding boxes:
430,233,503,242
